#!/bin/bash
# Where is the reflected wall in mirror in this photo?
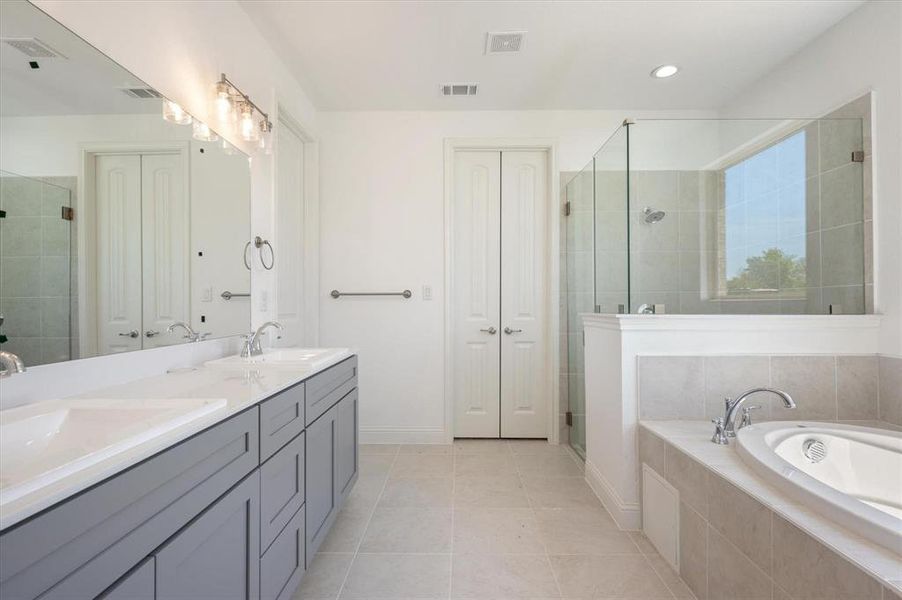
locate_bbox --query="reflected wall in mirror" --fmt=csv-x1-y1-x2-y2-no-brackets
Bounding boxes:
0,0,251,366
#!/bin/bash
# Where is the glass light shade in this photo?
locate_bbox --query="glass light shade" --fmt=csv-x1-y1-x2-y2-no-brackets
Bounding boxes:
192,120,219,142
237,101,259,142
162,99,192,125
214,82,233,123
258,120,273,155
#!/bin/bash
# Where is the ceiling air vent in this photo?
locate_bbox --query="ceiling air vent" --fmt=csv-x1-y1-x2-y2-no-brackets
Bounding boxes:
440,83,478,97
1,37,65,59
120,87,163,99
486,31,526,54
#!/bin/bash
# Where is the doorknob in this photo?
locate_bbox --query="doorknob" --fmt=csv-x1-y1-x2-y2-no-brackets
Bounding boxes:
479,326,497,335
118,330,139,338
145,330,160,338
503,327,523,335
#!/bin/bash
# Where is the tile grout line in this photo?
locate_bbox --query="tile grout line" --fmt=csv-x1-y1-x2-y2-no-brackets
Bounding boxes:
332,445,400,600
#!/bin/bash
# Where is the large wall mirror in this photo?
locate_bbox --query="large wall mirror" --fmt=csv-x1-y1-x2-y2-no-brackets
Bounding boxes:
0,0,252,366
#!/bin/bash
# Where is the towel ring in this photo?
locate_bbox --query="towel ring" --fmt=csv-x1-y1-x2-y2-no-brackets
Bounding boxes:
243,241,252,270
253,236,275,271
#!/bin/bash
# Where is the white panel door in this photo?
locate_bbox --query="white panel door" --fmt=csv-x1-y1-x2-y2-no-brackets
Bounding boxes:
275,119,305,346
452,151,502,438
96,154,142,354
141,153,189,348
500,151,549,438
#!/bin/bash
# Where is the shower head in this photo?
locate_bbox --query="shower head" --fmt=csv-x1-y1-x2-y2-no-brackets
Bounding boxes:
643,207,666,224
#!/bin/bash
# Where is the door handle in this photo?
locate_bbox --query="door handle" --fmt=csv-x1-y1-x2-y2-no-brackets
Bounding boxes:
503,327,523,335
145,330,160,338
479,327,497,335
118,330,139,338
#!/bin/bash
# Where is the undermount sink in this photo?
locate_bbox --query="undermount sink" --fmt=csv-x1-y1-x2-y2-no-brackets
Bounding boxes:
0,397,227,506
205,347,351,370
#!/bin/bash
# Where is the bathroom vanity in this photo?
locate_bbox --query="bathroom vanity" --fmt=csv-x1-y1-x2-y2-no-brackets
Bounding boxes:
0,355,359,600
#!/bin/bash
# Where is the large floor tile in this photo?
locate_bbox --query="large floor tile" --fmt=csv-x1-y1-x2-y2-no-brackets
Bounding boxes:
360,444,400,455
451,554,560,598
523,476,603,509
293,553,353,600
339,553,451,599
453,476,531,508
390,454,454,478
399,444,454,454
549,554,672,599
359,454,395,477
359,507,452,553
513,453,583,477
378,477,454,507
453,439,513,455
508,440,567,455
454,454,518,476
453,508,544,554
319,505,372,553
534,508,636,555
343,475,388,512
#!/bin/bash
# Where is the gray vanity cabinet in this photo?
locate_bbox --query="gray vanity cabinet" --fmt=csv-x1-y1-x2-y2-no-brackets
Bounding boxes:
336,389,359,504
98,558,154,600
260,431,305,552
154,471,261,600
304,403,338,564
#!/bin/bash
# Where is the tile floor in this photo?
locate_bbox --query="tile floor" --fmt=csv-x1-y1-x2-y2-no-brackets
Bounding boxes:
293,439,696,599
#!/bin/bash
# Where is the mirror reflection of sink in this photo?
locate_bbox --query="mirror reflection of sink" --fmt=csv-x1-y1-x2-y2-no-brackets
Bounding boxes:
205,347,350,370
0,397,227,506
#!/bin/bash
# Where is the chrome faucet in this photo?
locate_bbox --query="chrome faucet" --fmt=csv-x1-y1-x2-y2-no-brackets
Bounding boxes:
0,350,26,378
711,387,795,445
167,321,207,342
241,321,283,358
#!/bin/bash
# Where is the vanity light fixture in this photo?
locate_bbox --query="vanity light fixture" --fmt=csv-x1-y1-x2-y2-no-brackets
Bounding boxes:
650,64,679,79
192,120,219,142
162,99,192,125
212,73,272,152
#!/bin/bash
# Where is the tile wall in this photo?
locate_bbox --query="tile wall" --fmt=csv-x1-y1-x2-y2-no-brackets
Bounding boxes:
637,353,902,425
0,174,78,367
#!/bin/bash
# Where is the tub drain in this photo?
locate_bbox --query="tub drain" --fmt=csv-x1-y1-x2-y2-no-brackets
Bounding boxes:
802,439,827,463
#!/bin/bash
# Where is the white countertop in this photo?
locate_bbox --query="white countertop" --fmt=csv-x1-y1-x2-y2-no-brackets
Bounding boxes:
0,349,355,531
640,420,902,593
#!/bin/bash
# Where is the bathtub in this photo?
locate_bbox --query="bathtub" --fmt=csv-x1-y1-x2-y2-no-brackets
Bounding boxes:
736,421,902,553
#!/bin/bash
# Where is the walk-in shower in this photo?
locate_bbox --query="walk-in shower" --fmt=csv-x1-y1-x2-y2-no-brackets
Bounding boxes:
560,107,869,457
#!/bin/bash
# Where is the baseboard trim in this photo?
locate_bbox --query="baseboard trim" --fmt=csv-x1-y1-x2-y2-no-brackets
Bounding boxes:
585,458,641,531
359,426,446,444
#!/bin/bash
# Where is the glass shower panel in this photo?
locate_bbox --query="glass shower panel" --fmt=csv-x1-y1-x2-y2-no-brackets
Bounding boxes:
626,118,865,315
0,171,73,366
593,125,630,313
562,161,594,458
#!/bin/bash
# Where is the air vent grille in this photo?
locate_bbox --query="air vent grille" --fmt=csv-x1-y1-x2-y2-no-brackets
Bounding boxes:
440,83,478,97
121,87,163,99
486,31,526,54
2,37,65,59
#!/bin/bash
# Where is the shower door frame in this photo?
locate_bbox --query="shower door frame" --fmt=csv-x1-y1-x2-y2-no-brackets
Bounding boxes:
442,137,561,445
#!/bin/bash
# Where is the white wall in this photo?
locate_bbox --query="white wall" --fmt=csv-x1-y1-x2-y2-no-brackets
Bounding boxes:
718,0,902,356
33,0,319,332
317,109,712,442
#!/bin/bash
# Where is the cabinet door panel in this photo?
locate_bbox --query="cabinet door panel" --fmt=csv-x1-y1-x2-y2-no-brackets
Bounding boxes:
336,390,358,505
305,406,337,564
154,472,260,600
97,558,154,600
260,506,305,600
261,432,305,553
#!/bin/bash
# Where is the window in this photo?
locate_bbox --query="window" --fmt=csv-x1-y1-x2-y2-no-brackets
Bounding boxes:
721,130,807,298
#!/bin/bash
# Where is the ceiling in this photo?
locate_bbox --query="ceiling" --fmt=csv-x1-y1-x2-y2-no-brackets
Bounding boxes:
239,0,864,111
0,0,159,117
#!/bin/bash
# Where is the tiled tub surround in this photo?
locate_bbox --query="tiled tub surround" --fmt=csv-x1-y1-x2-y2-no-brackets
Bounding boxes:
639,421,902,600
638,354,902,425
0,174,78,366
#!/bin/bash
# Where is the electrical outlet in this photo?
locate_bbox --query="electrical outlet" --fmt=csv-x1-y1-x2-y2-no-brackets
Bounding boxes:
201,286,213,302
422,285,432,300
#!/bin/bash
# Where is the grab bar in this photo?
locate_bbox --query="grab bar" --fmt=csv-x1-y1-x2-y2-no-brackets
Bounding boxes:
221,291,251,300
330,289,412,299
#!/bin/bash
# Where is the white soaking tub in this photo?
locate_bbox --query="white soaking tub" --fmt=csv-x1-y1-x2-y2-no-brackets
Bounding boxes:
736,421,902,553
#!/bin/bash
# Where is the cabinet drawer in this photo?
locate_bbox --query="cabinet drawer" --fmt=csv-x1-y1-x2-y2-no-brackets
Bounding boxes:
260,431,305,553
260,506,305,600
260,383,305,461
0,408,259,600
305,357,357,425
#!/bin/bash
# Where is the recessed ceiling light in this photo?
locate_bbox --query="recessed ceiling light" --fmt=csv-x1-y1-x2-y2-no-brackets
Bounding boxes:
651,64,679,79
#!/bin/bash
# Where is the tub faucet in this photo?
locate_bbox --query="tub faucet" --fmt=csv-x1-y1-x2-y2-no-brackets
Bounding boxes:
241,321,283,358
0,350,26,378
712,387,795,445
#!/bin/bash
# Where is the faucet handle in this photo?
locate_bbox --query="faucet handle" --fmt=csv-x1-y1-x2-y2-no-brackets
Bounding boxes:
711,417,728,445
739,405,761,429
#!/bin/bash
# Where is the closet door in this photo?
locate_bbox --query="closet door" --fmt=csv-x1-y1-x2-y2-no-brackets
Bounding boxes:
96,154,142,354
452,151,502,438
500,151,549,438
141,153,189,348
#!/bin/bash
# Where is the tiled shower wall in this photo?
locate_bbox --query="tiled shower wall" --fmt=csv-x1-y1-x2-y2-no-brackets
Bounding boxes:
0,175,78,366
638,353,902,426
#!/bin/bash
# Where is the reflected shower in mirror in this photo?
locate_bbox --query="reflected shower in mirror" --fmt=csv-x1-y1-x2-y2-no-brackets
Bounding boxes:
0,0,251,366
